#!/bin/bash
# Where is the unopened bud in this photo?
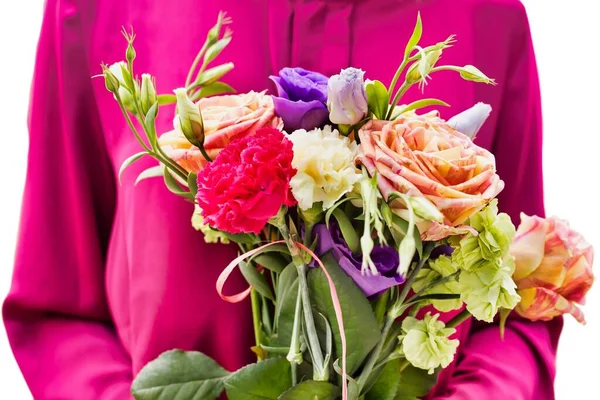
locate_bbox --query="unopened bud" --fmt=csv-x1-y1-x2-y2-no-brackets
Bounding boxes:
140,74,157,115
397,234,416,277
103,67,120,94
174,88,204,147
126,41,136,65
409,196,444,223
108,62,136,113
406,49,442,88
459,65,496,85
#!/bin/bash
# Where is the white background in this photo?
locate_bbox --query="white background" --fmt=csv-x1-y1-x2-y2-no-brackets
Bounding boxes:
0,0,598,398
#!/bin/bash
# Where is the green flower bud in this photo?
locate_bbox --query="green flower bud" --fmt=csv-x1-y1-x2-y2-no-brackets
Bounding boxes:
102,66,120,94
406,49,442,87
408,196,444,223
140,74,157,115
397,234,416,277
174,88,204,148
108,62,137,113
459,65,496,85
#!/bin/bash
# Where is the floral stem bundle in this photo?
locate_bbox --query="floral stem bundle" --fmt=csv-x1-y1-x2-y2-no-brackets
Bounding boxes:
101,11,594,400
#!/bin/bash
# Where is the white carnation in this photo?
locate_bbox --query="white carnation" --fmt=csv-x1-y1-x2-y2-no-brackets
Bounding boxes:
288,126,361,210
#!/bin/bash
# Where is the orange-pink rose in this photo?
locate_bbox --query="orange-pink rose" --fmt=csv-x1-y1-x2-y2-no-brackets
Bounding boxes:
357,111,504,240
159,90,282,173
511,214,594,323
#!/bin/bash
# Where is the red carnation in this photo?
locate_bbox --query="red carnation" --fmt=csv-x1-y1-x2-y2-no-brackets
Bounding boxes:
196,128,297,234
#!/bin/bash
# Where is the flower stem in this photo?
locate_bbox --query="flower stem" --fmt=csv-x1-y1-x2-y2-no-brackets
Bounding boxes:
250,289,263,361
387,58,409,104
185,42,209,88
446,308,471,329
357,315,395,391
386,81,412,120
298,263,328,381
286,287,303,385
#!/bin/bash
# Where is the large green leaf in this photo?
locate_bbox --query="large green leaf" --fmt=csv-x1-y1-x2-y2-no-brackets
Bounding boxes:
308,252,380,375
394,366,438,400
131,350,228,400
224,358,292,400
279,380,341,400
364,359,402,400
272,264,298,346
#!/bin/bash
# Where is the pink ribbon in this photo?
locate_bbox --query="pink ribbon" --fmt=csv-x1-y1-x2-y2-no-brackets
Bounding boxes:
216,239,348,399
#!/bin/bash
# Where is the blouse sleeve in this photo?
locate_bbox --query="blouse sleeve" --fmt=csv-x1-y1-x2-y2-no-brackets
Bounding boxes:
434,4,563,399
2,0,132,398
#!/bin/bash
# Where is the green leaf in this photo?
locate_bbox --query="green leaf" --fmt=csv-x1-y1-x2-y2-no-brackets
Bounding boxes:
404,12,423,59
187,172,198,197
131,350,228,400
222,232,261,245
224,358,292,400
204,36,233,65
279,380,341,400
196,81,236,100
325,197,355,227
273,264,298,346
163,167,194,199
396,99,450,116
252,253,289,274
158,94,176,105
394,365,438,400
308,252,381,375
331,208,360,254
239,261,274,301
365,80,390,120
365,359,402,400
196,63,235,86
144,102,159,147
248,244,291,266
119,152,147,185
135,165,164,185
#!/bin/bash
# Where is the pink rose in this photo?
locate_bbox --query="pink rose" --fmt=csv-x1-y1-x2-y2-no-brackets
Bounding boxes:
357,111,503,240
159,91,283,173
511,214,594,323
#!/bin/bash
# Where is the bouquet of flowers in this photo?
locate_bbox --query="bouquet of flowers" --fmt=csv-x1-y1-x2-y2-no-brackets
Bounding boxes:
102,12,595,400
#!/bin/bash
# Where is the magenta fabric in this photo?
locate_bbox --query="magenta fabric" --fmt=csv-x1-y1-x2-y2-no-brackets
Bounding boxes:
3,0,562,399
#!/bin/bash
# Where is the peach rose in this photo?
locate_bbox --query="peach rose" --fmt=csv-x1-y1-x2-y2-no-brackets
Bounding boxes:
357,111,503,240
159,90,282,173
511,214,594,323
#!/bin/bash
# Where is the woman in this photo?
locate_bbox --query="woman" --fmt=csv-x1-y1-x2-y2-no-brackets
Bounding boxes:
3,0,561,398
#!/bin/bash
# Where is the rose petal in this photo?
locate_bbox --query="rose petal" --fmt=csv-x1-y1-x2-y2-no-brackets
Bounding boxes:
511,214,549,281
515,287,586,324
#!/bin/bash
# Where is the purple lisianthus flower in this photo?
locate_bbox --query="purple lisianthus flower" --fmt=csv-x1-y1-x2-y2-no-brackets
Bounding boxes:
327,68,368,125
312,223,404,297
270,67,330,132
